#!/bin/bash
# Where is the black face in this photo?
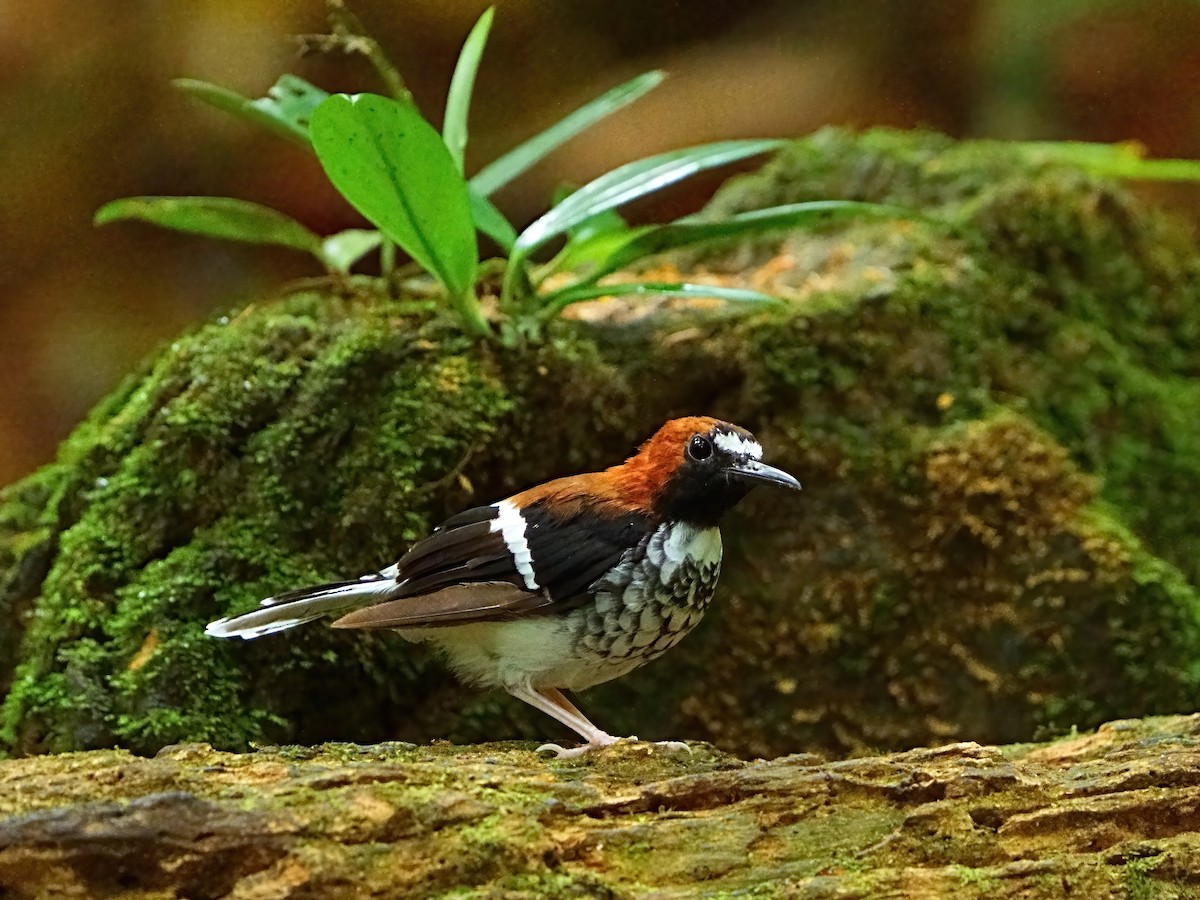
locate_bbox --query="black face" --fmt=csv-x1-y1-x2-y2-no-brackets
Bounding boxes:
655,425,801,526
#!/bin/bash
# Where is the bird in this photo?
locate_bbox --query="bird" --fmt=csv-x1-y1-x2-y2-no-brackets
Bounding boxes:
206,416,801,757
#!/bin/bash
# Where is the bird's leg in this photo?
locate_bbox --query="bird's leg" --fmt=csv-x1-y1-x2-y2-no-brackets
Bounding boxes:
507,685,622,758
545,688,692,756
508,686,691,758
541,688,634,753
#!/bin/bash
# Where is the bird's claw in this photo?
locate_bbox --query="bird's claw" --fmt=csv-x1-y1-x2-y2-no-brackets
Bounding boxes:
536,742,593,759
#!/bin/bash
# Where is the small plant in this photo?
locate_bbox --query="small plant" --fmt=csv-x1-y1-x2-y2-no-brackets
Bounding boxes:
91,9,887,341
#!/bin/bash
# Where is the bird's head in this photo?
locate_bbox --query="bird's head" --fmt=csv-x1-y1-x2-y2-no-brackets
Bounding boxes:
613,416,801,526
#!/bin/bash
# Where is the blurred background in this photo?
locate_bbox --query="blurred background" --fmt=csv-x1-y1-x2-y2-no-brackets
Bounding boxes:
1,0,1199,487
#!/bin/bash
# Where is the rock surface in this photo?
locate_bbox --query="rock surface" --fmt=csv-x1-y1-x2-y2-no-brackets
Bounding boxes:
4,715,1200,898
2,129,1200,758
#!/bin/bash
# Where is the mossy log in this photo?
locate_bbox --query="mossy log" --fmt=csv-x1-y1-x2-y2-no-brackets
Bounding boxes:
2,129,1200,760
3,715,1200,898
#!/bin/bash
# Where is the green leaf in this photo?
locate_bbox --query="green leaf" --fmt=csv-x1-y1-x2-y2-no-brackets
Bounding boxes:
502,139,782,307
541,280,784,318
568,207,629,241
320,229,383,273
470,70,665,196
516,139,784,254
563,202,630,248
443,7,494,172
310,93,478,306
563,200,907,284
1013,140,1200,181
540,208,632,278
94,196,320,253
174,75,329,146
469,188,517,251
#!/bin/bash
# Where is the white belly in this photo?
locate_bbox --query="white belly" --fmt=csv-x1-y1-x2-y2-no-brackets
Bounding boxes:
402,617,603,690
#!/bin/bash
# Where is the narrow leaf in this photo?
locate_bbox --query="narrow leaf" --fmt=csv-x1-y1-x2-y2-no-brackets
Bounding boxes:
469,188,517,251
95,196,320,253
310,93,478,301
174,75,329,146
516,139,784,254
567,200,907,284
540,208,633,278
470,70,665,196
443,7,494,172
320,229,383,273
569,207,629,242
1013,140,1200,182
542,280,785,317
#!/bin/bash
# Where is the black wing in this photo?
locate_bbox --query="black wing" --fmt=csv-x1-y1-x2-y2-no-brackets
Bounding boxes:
389,504,523,596
332,497,652,629
519,498,650,602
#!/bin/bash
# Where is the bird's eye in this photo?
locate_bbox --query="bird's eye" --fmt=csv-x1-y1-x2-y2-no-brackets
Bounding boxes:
688,435,713,460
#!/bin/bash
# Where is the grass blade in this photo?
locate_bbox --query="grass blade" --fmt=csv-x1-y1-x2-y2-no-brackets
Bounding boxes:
469,188,517,251
540,207,632,277
320,229,383,273
95,196,321,254
310,93,479,313
174,75,328,146
1013,140,1200,181
470,70,665,196
515,140,784,255
565,200,908,284
503,139,782,307
541,280,784,318
443,7,494,172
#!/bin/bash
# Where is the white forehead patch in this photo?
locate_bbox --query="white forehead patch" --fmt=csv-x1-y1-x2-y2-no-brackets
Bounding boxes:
713,431,762,459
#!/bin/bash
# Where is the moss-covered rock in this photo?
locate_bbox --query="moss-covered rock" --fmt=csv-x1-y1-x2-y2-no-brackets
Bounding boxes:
6,716,1200,898
2,129,1199,758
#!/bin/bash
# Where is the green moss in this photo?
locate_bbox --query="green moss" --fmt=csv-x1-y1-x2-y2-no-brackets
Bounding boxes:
434,870,620,899
950,865,1003,895
1122,854,1169,900
706,127,1200,585
3,128,1200,758
1,299,516,755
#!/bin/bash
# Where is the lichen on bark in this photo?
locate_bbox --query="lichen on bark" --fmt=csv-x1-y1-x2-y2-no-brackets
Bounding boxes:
2,128,1199,759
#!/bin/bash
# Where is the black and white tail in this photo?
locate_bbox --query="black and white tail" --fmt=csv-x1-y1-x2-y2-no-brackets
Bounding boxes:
206,568,400,640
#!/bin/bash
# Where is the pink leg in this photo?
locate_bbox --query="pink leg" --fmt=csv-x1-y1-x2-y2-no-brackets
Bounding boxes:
507,685,691,759
507,685,621,756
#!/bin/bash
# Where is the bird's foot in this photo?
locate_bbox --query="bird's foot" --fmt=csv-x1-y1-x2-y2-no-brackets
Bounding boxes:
536,742,597,759
536,736,692,759
537,731,621,758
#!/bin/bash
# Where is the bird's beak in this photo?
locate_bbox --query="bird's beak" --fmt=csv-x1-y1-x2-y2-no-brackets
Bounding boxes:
729,459,802,491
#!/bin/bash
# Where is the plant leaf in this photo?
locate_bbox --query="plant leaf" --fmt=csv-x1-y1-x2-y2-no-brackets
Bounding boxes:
320,229,383,273
174,75,329,146
1013,140,1200,181
309,93,478,301
469,70,665,196
568,207,629,242
564,200,908,284
469,188,517,251
94,196,321,253
541,280,785,317
539,208,632,278
515,139,784,255
443,7,494,172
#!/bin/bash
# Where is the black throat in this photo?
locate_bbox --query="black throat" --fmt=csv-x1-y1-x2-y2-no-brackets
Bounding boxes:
653,471,751,527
